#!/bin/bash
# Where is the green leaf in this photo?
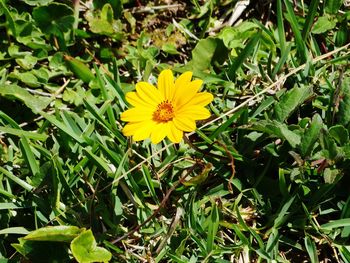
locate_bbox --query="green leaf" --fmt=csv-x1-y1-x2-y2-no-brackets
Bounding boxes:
0,84,52,114
312,16,337,34
33,3,74,36
71,229,112,263
24,226,84,242
329,125,349,146
0,126,48,141
187,37,227,72
20,137,40,177
12,238,70,262
206,203,219,253
300,114,323,157
284,0,307,62
302,0,321,39
227,33,260,79
305,236,319,263
23,0,54,6
0,227,30,235
0,0,17,36
325,0,343,14
337,78,350,126
321,218,350,230
248,120,301,148
274,195,296,228
274,85,313,122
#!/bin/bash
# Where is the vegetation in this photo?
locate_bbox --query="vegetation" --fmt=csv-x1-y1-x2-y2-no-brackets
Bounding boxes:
0,0,350,262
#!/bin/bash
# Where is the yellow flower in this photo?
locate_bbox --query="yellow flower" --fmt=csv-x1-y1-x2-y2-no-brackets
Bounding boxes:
121,69,214,144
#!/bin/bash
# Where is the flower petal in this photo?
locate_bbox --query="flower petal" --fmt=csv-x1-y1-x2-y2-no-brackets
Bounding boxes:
167,122,183,143
133,120,155,141
186,92,214,107
125,92,155,108
151,123,167,144
173,71,192,98
136,82,163,105
177,105,211,120
174,79,203,109
173,117,196,132
120,107,153,122
157,69,175,100
122,122,146,136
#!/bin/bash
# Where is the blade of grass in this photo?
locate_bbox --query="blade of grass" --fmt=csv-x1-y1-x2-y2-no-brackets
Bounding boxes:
0,126,48,141
302,0,320,40
0,167,34,192
284,0,307,63
20,137,40,177
227,33,261,79
304,236,319,263
277,0,286,51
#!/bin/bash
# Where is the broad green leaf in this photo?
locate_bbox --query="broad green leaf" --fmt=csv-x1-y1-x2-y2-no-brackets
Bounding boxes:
300,114,323,157
187,37,227,72
337,77,350,126
71,229,112,263
274,85,313,122
0,0,16,36
33,3,74,36
248,120,301,148
0,84,51,113
325,0,343,14
12,238,70,262
24,226,84,242
312,16,337,34
329,125,349,146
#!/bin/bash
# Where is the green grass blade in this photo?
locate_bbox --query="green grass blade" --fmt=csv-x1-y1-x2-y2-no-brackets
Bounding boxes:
0,167,34,192
302,0,320,40
284,0,307,62
20,137,40,177
227,33,260,79
277,0,286,51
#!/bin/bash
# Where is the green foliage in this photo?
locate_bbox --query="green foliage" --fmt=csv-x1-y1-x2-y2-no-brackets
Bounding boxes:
0,0,350,262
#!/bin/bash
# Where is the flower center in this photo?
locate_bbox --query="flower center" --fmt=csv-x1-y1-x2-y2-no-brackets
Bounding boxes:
153,101,174,122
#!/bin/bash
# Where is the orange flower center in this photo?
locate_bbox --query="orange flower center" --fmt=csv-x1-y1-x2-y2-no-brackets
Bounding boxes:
153,101,174,122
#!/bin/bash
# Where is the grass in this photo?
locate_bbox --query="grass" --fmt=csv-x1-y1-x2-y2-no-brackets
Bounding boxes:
1,0,350,262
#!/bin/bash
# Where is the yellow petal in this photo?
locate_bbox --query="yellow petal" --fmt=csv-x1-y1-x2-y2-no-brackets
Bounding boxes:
125,92,155,107
122,122,146,136
186,92,214,107
157,69,175,100
151,123,167,144
136,82,163,106
174,79,203,108
132,120,155,141
167,122,183,143
177,105,211,120
120,108,153,122
173,71,192,99
173,117,196,132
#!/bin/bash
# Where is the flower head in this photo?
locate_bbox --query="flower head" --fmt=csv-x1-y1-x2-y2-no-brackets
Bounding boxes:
121,69,213,144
